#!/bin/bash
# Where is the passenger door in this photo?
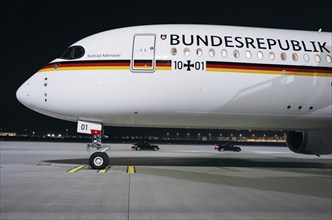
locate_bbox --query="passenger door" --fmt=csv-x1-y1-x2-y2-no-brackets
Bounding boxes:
131,34,156,72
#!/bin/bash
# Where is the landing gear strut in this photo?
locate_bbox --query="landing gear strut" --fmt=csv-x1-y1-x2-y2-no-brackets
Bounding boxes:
77,120,110,169
87,134,110,169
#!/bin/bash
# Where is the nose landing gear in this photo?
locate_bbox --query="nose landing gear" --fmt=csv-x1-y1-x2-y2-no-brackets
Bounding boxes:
77,120,110,169
87,135,110,169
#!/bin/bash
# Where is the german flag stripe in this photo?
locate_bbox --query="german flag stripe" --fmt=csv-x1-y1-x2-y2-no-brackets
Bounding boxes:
206,61,332,77
154,60,173,70
38,60,331,77
133,60,153,69
38,60,172,72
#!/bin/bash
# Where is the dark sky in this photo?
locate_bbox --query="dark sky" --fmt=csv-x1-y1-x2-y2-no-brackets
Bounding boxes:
1,0,331,135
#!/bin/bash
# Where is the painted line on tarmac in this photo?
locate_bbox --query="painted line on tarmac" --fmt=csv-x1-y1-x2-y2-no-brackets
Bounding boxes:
127,166,136,174
67,165,85,173
98,166,110,173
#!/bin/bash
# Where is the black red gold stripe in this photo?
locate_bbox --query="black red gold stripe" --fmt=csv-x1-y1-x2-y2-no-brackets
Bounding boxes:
206,61,332,77
154,60,173,70
38,59,332,77
38,60,172,72
133,60,153,69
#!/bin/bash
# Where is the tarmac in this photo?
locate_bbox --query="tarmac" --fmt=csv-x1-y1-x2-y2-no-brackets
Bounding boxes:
0,141,331,220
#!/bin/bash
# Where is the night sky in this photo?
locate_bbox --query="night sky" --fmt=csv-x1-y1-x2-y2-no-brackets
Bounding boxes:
1,0,331,136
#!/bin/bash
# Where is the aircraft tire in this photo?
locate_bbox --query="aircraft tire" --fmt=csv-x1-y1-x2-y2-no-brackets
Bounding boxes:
89,152,109,169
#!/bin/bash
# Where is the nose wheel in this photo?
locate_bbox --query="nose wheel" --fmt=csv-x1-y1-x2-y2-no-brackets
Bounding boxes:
87,134,110,169
89,152,109,169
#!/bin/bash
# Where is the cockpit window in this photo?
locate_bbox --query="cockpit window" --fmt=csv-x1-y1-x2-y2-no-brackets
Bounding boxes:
60,48,72,59
60,46,85,60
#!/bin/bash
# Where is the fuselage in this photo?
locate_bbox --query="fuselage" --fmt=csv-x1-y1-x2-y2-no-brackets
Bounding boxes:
16,25,332,131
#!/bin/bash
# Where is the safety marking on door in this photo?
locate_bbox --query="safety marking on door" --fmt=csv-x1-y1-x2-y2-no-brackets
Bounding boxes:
127,166,136,174
67,165,85,173
98,166,110,173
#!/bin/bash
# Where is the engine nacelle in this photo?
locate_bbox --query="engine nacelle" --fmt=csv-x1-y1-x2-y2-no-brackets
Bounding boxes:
285,130,332,155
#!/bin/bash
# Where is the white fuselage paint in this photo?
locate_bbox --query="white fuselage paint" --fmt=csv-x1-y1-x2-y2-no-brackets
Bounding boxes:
17,25,332,131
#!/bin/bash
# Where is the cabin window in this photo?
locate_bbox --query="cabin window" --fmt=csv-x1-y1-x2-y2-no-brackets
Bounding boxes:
303,54,310,62
280,52,287,61
196,48,203,56
233,50,240,58
171,48,177,56
184,48,190,56
315,54,321,63
209,48,215,57
245,50,251,59
60,46,85,60
221,49,227,58
269,52,275,60
292,53,298,62
326,55,332,63
257,51,263,60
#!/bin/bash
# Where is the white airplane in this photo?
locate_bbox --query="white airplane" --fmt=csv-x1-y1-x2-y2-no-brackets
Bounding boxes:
16,25,332,169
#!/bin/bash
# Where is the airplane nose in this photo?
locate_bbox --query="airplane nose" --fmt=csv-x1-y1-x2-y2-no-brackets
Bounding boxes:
16,81,30,107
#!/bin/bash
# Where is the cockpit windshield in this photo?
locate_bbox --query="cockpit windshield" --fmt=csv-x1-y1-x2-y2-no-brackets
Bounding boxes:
60,46,85,60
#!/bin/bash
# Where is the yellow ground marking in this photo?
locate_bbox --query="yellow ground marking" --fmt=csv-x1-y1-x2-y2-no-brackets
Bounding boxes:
67,165,85,173
127,166,136,174
98,166,110,173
